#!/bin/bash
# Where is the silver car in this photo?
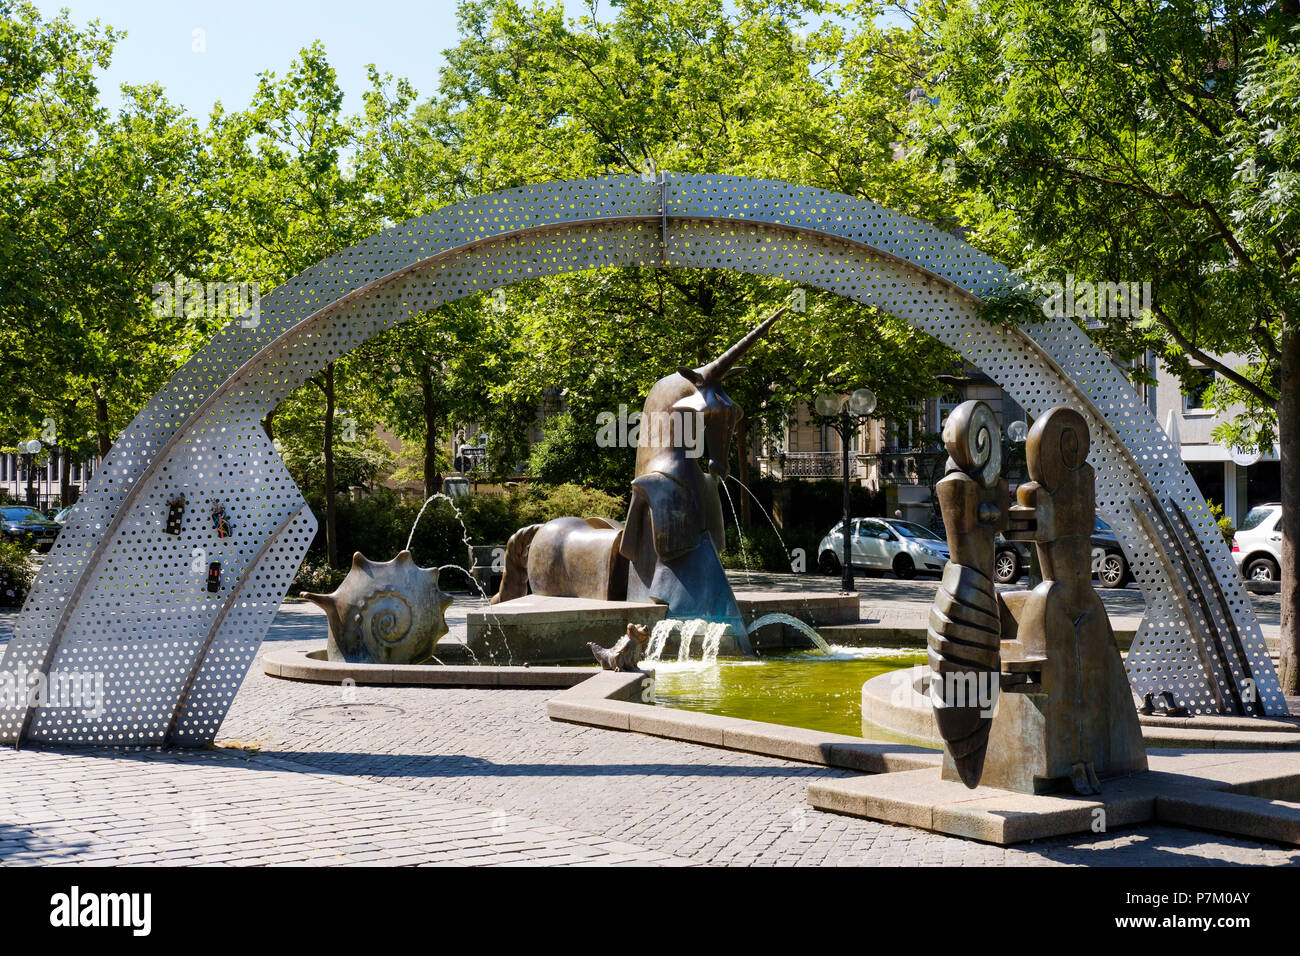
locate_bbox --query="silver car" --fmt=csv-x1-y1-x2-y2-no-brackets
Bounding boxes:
816,517,950,579
1232,503,1282,583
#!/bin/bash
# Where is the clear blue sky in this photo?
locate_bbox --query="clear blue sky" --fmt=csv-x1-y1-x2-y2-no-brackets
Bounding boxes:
31,0,594,119
32,1,877,120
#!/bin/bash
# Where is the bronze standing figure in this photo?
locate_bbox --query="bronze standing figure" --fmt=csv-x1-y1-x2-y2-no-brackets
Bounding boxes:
928,401,1008,788
1002,407,1147,794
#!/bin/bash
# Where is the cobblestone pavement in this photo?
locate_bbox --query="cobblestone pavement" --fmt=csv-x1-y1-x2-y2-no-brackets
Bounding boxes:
0,581,1295,866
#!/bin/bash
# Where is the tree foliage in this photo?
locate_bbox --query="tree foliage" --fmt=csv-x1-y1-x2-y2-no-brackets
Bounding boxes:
429,0,962,483
913,0,1298,448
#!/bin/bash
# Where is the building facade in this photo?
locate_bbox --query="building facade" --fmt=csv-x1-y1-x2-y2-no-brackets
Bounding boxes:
0,450,96,510
757,367,1028,526
1144,352,1279,528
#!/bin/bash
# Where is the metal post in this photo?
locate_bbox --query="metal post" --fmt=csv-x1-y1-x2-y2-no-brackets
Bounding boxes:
841,411,854,594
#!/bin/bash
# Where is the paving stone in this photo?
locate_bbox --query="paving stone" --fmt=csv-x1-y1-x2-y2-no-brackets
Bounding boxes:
1,598,1298,866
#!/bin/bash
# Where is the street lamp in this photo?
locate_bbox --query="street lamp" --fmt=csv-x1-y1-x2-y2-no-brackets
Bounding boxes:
20,439,42,507
814,388,877,594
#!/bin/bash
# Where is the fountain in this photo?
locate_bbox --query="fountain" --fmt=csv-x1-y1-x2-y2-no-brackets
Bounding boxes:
300,551,453,665
276,306,870,686
748,612,833,654
640,618,737,664
727,475,791,563
478,305,864,664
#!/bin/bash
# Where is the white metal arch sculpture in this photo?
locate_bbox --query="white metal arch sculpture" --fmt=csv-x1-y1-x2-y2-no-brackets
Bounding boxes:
0,175,1281,747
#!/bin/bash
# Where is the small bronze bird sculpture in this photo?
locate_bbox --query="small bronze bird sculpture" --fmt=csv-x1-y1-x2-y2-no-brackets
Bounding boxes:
588,623,651,672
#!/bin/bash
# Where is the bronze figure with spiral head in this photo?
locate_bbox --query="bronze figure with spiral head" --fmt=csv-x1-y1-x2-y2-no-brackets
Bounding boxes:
928,400,1008,788
1000,406,1147,794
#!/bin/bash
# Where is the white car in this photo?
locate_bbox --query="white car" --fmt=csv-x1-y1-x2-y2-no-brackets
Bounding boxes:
1232,503,1282,583
817,517,950,580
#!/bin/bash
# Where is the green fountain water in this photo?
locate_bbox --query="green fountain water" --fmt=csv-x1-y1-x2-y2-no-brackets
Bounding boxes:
650,646,926,737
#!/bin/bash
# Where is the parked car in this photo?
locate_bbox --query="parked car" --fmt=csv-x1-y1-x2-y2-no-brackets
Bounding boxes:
1233,503,1282,583
992,518,1131,587
0,505,61,552
993,535,1024,585
817,517,950,579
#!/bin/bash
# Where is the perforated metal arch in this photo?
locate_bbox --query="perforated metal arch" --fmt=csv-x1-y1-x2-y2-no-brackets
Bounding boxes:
0,174,1280,746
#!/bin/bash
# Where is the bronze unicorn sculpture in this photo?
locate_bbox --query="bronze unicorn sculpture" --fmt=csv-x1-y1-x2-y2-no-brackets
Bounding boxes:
490,307,787,654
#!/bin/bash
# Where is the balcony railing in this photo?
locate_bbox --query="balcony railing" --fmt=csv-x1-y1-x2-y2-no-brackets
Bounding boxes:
775,451,858,479
863,450,944,486
760,449,951,484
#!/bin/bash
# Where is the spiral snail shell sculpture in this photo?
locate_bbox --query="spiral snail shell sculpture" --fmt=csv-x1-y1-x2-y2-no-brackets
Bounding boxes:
303,550,453,664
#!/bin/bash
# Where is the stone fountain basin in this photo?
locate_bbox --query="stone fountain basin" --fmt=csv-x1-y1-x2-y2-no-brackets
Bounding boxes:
263,646,597,688
465,591,859,664
860,664,1300,751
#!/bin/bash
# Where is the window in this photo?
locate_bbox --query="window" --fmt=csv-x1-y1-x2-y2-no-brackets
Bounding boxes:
1240,505,1279,532
860,519,893,540
1183,368,1215,412
0,507,41,521
886,403,922,450
937,390,963,432
891,520,943,541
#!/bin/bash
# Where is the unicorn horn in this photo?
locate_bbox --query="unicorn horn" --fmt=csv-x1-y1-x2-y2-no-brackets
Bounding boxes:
696,304,788,383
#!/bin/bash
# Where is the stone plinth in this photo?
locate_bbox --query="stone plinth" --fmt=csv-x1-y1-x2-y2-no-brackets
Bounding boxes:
735,591,860,651
468,590,861,664
809,752,1300,846
467,595,668,665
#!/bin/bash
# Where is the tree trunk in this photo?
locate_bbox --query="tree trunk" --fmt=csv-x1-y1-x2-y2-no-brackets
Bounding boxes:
734,416,751,529
92,383,111,458
262,408,276,442
1278,327,1300,697
323,363,338,569
420,365,442,499
59,404,76,505
59,445,71,507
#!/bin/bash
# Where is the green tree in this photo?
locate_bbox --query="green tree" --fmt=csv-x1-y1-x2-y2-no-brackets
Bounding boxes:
207,45,403,567
0,3,119,474
37,84,214,458
428,0,961,515
911,0,1300,687
345,70,497,502
355,305,506,500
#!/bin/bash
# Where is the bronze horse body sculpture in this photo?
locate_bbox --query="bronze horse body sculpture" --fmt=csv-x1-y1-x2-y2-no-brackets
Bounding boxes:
491,309,786,654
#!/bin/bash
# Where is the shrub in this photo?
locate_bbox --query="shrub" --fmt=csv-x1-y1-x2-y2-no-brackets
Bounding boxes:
289,559,348,597
456,492,525,544
0,538,34,607
1207,501,1235,545
307,483,631,591
335,489,471,572
512,483,626,525
721,524,797,573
